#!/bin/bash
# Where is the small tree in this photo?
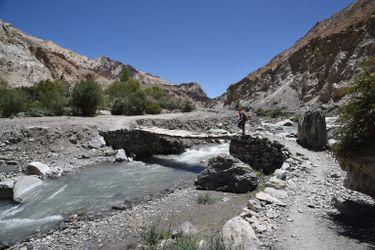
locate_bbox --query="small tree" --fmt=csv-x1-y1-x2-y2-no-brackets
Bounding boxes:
0,88,28,117
335,59,375,157
145,102,162,114
181,99,195,112
124,90,146,115
71,79,103,116
120,68,131,82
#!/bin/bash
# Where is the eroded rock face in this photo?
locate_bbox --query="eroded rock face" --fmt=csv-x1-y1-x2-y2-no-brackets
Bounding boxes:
0,179,15,200
101,129,185,159
339,157,375,199
219,0,375,113
229,135,287,174
297,110,328,151
195,155,258,193
25,161,50,176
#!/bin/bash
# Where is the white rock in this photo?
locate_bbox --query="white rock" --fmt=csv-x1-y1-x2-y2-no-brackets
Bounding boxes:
115,149,128,162
88,136,106,149
26,161,51,176
281,162,291,170
222,216,260,250
274,169,287,180
247,199,262,212
276,119,294,127
175,221,198,236
265,176,287,190
264,187,288,199
13,176,43,203
255,191,286,206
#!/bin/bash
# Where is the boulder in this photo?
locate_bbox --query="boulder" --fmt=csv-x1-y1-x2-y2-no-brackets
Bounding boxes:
276,119,294,127
297,110,327,151
274,169,287,180
25,161,50,176
222,216,260,250
0,179,15,200
13,176,43,203
264,187,288,199
115,149,128,162
338,156,375,199
88,135,106,149
247,199,262,212
230,135,287,174
195,156,258,193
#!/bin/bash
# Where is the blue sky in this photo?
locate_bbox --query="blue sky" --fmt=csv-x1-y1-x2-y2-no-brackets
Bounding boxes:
0,0,354,97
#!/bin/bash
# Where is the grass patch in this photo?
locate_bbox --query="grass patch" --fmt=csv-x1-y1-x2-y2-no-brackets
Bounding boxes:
255,170,265,191
197,193,215,205
255,107,286,118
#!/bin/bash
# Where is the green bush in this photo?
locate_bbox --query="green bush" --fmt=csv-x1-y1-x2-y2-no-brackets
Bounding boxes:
0,88,28,117
71,79,103,116
255,107,285,118
105,81,128,101
181,99,195,112
145,86,166,103
334,61,375,157
145,102,162,114
197,192,215,205
28,80,68,115
119,68,131,82
124,90,146,115
111,98,127,115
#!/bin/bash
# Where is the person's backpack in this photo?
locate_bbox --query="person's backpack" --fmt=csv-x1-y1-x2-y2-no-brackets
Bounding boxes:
242,112,248,122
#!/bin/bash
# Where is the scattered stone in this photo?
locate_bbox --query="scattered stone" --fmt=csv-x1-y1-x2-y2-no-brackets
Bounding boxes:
297,110,327,151
256,191,286,206
230,135,287,174
274,169,287,180
195,155,258,193
6,160,19,165
276,119,294,127
25,161,51,176
264,187,288,199
13,176,43,203
281,162,291,171
173,221,198,237
222,216,260,250
115,149,128,162
247,199,262,212
266,177,287,190
81,153,90,159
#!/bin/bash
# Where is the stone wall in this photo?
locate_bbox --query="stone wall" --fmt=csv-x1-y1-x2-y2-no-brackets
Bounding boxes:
229,135,288,175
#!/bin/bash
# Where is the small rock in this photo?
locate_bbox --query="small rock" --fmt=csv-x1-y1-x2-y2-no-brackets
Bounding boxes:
264,187,288,199
222,216,260,250
88,136,106,149
115,149,128,162
25,161,50,176
266,177,287,190
274,169,287,180
256,191,286,206
247,199,262,212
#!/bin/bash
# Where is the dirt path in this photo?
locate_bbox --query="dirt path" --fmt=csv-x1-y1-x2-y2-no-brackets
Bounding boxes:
262,133,375,250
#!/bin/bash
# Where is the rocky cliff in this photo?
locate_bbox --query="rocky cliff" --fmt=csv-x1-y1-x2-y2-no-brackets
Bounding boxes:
0,20,210,105
220,0,375,114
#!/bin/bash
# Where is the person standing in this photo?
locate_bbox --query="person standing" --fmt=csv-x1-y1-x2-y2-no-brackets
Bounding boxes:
237,107,248,136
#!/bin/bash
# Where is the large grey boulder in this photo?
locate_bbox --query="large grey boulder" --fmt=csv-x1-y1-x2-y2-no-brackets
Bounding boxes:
222,216,260,250
230,135,287,174
25,161,50,176
0,179,15,200
297,110,327,151
13,176,43,203
195,156,258,193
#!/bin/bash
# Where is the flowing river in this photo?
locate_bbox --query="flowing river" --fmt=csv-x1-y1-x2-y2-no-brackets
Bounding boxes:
0,143,229,245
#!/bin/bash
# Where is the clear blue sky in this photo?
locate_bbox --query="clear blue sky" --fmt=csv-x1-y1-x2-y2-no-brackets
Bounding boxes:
0,0,355,97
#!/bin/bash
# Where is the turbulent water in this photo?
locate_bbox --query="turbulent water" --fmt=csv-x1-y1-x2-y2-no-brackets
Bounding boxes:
0,143,229,245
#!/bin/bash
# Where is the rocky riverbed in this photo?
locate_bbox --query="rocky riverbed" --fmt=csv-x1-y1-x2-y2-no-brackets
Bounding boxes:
1,111,374,250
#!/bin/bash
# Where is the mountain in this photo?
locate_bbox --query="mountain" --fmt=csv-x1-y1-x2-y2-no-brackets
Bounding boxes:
0,20,210,104
219,0,375,114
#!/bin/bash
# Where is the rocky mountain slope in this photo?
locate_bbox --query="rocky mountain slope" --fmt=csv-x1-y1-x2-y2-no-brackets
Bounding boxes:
220,0,375,113
0,20,210,104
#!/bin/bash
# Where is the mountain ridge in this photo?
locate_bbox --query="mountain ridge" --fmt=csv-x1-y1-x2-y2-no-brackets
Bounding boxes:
0,19,210,104
220,0,375,113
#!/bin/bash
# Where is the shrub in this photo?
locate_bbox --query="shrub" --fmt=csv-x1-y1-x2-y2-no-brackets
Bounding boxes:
124,90,146,115
145,102,162,114
334,61,375,157
255,107,285,118
197,193,215,205
110,98,127,115
105,81,128,101
145,86,166,103
29,80,68,115
181,99,195,112
71,79,103,116
0,88,28,117
119,68,132,82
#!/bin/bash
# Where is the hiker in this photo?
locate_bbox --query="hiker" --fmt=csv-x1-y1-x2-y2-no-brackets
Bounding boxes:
237,106,248,136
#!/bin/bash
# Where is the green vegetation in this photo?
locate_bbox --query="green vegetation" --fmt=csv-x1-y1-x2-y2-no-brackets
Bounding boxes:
255,170,265,191
71,79,103,116
0,72,195,117
141,222,225,250
334,59,375,157
0,80,69,117
255,107,286,118
197,192,215,205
